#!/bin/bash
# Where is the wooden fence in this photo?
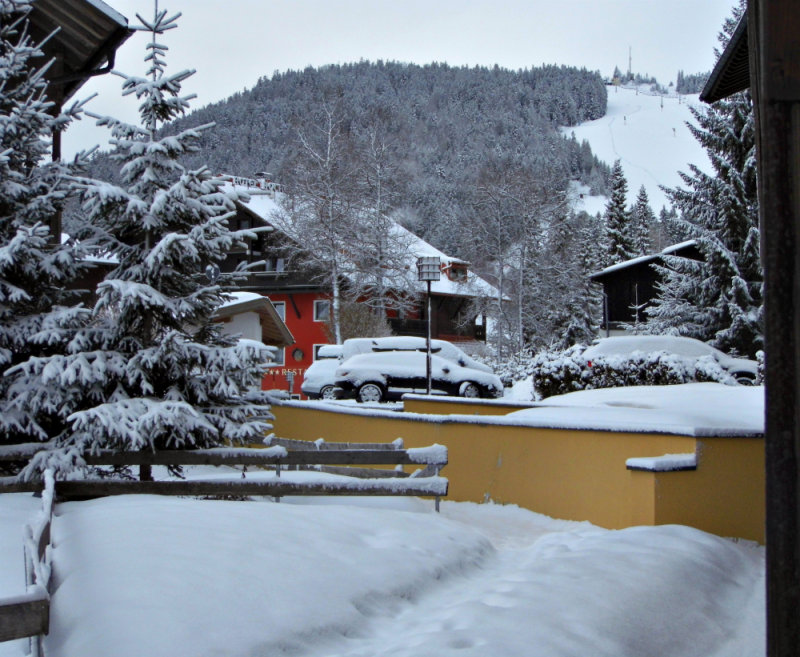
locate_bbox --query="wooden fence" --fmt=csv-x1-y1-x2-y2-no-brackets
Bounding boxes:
0,468,54,655
0,441,448,499
0,439,448,653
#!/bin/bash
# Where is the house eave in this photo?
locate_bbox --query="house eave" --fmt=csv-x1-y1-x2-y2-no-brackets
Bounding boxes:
700,14,750,103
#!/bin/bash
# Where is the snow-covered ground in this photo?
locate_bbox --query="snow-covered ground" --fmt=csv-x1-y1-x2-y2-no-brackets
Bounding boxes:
1,486,764,656
564,85,713,214
0,382,766,657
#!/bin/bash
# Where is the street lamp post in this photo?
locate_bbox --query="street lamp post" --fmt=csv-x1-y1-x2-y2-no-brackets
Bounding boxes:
416,256,441,395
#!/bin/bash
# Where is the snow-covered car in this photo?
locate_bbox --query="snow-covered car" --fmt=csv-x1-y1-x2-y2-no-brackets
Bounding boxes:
300,345,343,399
582,336,758,384
334,351,503,402
340,336,492,373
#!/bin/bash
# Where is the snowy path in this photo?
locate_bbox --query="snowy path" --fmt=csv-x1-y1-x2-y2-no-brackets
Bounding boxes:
313,503,764,657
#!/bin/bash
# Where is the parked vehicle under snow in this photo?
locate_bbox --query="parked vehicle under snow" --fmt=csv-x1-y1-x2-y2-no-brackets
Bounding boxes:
334,351,503,402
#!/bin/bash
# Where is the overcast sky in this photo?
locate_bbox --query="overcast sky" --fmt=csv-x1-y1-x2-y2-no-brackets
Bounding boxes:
63,0,736,158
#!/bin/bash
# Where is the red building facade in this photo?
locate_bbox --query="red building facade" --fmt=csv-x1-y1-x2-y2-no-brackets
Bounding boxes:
260,292,332,396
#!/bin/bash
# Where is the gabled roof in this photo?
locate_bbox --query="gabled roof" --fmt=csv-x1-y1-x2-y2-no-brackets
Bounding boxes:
700,14,749,103
214,292,295,348
28,0,134,109
222,179,500,300
590,240,699,282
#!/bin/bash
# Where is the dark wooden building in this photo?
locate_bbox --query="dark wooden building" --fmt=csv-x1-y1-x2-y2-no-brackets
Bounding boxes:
590,241,702,334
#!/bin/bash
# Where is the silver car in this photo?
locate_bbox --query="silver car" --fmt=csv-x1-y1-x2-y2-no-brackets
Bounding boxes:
334,351,503,402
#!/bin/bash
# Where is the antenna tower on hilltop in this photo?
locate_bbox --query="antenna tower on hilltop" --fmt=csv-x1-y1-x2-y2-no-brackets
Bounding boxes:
628,46,632,79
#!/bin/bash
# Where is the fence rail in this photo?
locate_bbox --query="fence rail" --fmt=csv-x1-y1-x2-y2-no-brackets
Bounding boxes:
0,442,448,497
0,468,55,653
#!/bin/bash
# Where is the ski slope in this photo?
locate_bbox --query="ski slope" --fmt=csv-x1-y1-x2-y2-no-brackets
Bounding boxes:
564,85,713,214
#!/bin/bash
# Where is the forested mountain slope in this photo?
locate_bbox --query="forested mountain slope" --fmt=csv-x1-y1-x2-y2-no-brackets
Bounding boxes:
88,61,609,254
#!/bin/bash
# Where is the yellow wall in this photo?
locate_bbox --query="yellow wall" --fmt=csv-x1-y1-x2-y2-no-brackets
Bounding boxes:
403,396,534,416
651,437,765,541
271,403,765,542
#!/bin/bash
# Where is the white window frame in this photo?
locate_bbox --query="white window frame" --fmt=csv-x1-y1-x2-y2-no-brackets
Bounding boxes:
270,347,285,367
272,300,286,321
313,299,331,322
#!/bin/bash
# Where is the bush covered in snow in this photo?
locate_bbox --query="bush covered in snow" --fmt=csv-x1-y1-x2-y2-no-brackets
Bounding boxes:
527,345,736,399
489,346,539,387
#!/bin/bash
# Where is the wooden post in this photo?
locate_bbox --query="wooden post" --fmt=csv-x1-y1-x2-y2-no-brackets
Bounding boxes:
139,464,152,482
748,2,800,655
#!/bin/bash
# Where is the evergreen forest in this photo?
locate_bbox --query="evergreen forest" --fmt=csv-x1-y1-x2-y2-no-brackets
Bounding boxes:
88,61,611,256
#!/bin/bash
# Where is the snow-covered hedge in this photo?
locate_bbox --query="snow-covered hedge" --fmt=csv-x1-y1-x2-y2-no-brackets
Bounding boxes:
490,347,538,387
528,345,736,399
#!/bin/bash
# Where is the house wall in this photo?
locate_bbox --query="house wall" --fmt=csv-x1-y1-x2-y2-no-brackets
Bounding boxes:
269,401,765,542
220,312,262,342
262,292,329,396
602,263,659,327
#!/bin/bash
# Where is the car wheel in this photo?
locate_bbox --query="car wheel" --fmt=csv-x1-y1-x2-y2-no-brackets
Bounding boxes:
319,385,336,400
357,382,384,403
733,372,756,385
460,382,481,398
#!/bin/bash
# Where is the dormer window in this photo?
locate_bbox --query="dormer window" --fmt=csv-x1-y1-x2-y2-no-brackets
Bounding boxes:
445,264,468,282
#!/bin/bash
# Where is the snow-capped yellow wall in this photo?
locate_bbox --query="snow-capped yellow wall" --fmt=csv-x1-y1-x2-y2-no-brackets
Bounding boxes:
269,401,765,543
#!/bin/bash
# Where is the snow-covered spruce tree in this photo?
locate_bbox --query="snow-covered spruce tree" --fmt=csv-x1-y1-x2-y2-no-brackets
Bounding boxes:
533,210,600,349
604,159,634,264
630,185,654,256
19,6,274,476
0,0,91,451
645,1,762,357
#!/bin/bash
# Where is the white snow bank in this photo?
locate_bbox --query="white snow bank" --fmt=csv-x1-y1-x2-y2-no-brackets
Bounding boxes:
509,383,764,436
0,494,763,657
44,495,491,657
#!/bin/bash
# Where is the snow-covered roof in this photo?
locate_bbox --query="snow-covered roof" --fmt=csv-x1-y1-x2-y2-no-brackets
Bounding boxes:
661,239,697,255
31,0,133,107
221,179,499,300
213,291,294,347
217,291,267,309
389,222,496,297
82,0,129,27
590,240,698,279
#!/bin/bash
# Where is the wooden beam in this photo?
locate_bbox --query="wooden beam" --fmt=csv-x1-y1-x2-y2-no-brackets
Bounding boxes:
748,2,800,655
0,592,48,642
0,477,39,493
297,465,411,479
54,477,448,498
80,448,446,467
269,437,403,451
